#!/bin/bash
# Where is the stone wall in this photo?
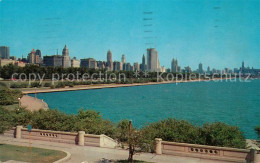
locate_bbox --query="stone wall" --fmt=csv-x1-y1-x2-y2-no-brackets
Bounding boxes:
4,126,118,149
155,138,258,163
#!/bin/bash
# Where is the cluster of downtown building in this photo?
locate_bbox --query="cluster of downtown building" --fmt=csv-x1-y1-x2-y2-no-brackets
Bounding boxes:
0,45,163,72
0,45,259,76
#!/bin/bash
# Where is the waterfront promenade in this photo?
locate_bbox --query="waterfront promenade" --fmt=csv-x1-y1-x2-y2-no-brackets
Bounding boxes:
22,78,221,94
0,135,227,163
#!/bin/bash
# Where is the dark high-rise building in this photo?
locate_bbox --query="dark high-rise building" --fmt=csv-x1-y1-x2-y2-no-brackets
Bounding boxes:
106,50,113,71
35,49,43,64
0,46,10,59
43,55,63,67
141,54,146,71
113,61,122,71
97,61,106,69
80,58,97,69
171,58,178,73
35,49,41,57
198,63,203,74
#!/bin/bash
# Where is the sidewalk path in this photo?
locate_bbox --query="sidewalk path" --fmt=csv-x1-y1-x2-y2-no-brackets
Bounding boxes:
20,95,49,111
0,135,228,163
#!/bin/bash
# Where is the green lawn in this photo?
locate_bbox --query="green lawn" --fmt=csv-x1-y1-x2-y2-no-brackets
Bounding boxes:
0,144,67,163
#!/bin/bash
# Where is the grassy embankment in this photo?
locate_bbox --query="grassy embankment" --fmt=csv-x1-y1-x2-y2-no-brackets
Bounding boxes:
0,144,67,163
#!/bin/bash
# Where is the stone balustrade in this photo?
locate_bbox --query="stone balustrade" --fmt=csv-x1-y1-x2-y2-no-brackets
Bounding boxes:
155,138,260,163
4,126,118,148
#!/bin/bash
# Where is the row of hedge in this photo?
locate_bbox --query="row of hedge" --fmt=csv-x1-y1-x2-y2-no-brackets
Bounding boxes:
0,107,248,150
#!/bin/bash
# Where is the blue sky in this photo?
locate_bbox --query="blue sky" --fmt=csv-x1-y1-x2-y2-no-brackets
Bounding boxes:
0,0,259,70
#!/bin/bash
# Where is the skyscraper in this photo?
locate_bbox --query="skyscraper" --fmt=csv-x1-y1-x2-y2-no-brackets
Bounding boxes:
27,49,36,64
113,61,122,71
141,54,146,71
121,54,126,64
35,49,43,64
147,48,159,72
171,58,178,72
62,45,71,68
134,62,139,71
106,50,113,71
207,66,211,74
198,63,203,74
0,46,10,59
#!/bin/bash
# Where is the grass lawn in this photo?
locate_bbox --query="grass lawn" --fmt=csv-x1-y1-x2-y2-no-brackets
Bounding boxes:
0,144,67,163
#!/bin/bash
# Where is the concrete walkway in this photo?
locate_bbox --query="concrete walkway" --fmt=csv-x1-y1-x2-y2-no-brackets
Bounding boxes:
0,135,229,163
20,95,48,111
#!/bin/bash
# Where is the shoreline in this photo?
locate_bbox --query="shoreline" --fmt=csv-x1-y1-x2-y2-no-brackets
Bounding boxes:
22,78,223,94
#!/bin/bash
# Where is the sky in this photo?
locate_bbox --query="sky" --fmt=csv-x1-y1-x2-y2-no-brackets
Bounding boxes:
0,0,259,70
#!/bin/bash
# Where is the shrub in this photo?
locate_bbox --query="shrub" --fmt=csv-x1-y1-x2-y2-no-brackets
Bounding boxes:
10,82,28,88
0,107,15,133
55,82,65,88
30,82,42,88
139,119,246,151
0,89,22,105
201,122,246,149
43,82,52,87
255,126,260,139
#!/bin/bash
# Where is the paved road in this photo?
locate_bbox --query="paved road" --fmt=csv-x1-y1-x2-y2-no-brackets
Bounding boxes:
0,135,228,163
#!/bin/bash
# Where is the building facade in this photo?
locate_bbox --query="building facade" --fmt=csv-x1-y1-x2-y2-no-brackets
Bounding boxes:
113,61,122,71
171,58,178,73
62,45,71,68
43,55,63,67
0,46,10,59
80,58,97,69
134,62,139,71
147,48,160,72
106,50,113,71
71,57,80,68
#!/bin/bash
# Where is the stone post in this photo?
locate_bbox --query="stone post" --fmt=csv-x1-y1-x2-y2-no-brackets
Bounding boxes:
78,131,85,146
155,138,162,155
16,126,23,139
253,150,260,163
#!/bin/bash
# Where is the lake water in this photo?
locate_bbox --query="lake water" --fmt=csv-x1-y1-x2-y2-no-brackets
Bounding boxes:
30,79,260,139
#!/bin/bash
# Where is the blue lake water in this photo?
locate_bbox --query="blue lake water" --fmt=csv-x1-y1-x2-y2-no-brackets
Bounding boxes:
30,79,260,139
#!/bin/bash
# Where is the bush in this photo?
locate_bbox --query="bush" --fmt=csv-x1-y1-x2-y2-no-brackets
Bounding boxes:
0,107,15,133
201,122,246,149
55,82,65,88
139,119,246,151
30,82,42,88
43,82,52,87
10,83,28,88
0,108,246,150
0,89,22,105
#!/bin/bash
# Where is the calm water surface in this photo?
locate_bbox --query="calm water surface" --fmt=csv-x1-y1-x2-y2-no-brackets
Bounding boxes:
31,79,260,138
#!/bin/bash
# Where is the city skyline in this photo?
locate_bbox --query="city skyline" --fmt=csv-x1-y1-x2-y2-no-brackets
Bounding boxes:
0,0,259,70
